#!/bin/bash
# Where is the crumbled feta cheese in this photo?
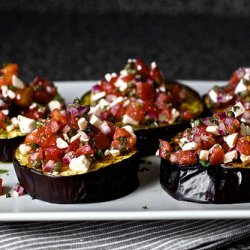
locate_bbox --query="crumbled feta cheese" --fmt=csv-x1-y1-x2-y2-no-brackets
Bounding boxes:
6,124,15,132
240,123,250,136
98,99,110,109
19,144,32,155
179,137,189,147
110,149,120,157
223,132,238,148
240,154,250,163
89,114,102,128
206,125,220,136
122,125,136,138
29,103,37,110
208,89,218,103
78,117,88,131
104,149,110,156
56,138,69,149
1,86,8,98
63,133,70,142
78,131,89,142
120,69,128,76
48,100,62,111
159,85,166,92
70,133,81,143
11,117,19,127
169,108,180,124
17,115,36,134
235,79,247,94
105,73,112,82
123,99,130,107
182,142,198,151
231,102,245,117
122,114,139,126
199,150,209,161
155,149,159,156
69,155,90,172
114,78,128,92
243,73,250,80
12,75,25,89
7,90,15,99
1,109,9,115
91,91,106,102
151,61,157,69
224,150,237,164
109,96,124,107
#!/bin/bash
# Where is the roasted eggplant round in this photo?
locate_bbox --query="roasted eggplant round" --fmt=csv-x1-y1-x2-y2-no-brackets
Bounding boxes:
159,104,250,204
13,150,139,204
81,82,204,156
160,161,250,204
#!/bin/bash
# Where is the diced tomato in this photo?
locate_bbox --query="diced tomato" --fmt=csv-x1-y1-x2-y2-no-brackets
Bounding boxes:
66,113,78,129
227,118,240,134
182,111,195,120
44,147,63,161
29,148,44,162
222,142,231,153
150,65,164,84
0,64,18,86
51,109,67,126
100,79,117,94
111,136,136,152
134,59,150,78
158,109,171,122
155,93,172,109
110,103,126,120
76,144,94,156
21,107,45,120
14,87,33,107
159,140,172,159
106,121,116,137
126,102,145,122
237,137,250,155
94,132,111,150
0,112,8,129
193,132,216,150
1,63,18,75
229,72,240,85
113,128,131,140
25,129,39,144
171,84,182,101
136,82,154,101
66,139,80,153
210,147,224,165
169,150,197,165
46,120,60,134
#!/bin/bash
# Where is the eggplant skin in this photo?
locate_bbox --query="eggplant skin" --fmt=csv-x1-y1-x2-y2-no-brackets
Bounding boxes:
81,83,204,156
0,136,25,162
13,152,139,204
160,159,250,204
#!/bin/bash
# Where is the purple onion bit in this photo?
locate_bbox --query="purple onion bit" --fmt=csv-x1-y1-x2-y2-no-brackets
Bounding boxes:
14,184,25,196
93,84,101,92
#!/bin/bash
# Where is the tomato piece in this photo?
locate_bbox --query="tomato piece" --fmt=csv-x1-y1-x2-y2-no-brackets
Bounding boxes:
170,150,197,165
111,136,136,152
46,120,60,134
0,64,18,86
29,148,44,162
94,132,111,150
237,137,250,155
66,113,78,129
136,82,154,101
0,112,8,129
110,103,126,120
158,109,171,122
113,128,131,140
182,111,195,120
150,65,164,84
14,87,33,107
25,130,39,144
227,119,240,134
134,59,150,78
76,144,94,156
210,147,224,165
51,109,67,126
126,102,145,122
44,147,63,161
21,107,45,120
1,64,18,75
229,72,240,85
159,139,172,159
66,139,80,153
156,93,172,109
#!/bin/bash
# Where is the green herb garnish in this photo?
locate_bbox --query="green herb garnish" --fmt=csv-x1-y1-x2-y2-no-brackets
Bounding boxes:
31,159,42,169
97,150,104,158
0,170,8,174
199,160,211,167
53,162,62,172
117,137,127,152
8,85,16,91
5,192,11,198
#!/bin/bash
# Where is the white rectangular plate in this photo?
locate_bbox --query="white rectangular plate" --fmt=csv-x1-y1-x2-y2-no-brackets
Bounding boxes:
2,80,250,221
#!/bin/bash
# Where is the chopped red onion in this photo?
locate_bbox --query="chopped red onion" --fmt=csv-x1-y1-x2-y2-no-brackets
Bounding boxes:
62,124,71,134
77,106,89,116
93,84,100,92
224,117,233,126
218,112,227,120
70,108,79,117
14,184,25,196
147,111,158,120
242,111,250,121
44,160,55,172
218,122,226,135
202,117,214,126
62,152,75,164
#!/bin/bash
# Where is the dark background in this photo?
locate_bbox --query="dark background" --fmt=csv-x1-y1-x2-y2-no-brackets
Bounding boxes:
1,0,250,82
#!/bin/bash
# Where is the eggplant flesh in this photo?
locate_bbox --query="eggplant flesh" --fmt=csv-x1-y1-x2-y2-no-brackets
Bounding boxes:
13,151,139,204
160,160,250,204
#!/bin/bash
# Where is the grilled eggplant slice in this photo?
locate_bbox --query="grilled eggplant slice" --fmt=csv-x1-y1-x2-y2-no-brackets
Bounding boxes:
81,82,204,156
13,149,139,204
160,161,250,204
0,129,25,162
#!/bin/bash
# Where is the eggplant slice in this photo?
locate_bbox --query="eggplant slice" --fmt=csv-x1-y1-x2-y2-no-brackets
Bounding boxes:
13,150,139,204
160,160,250,204
81,82,204,156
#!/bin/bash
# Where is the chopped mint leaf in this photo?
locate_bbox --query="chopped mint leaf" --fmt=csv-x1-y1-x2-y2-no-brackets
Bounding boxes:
199,160,210,167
